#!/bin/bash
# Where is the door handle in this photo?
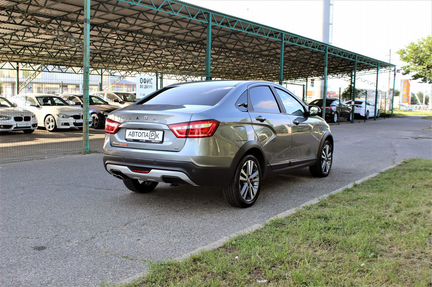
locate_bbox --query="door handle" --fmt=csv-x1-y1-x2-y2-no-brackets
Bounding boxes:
255,116,266,122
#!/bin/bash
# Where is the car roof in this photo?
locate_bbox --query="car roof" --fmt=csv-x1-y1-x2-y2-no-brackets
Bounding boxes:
18,93,58,97
168,80,268,88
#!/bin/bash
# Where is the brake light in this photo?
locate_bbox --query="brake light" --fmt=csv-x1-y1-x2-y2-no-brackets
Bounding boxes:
105,118,121,134
169,120,219,138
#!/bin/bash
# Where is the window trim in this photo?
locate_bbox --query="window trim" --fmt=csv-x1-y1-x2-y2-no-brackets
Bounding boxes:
272,86,307,116
235,90,249,112
247,84,282,114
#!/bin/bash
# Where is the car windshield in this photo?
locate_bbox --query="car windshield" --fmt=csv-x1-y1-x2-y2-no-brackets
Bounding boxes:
309,99,335,106
0,97,13,108
116,93,136,102
36,96,69,106
139,84,233,107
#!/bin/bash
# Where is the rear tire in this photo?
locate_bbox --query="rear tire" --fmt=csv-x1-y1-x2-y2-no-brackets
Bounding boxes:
123,179,158,193
310,139,333,177
223,154,262,208
91,113,103,129
332,112,339,123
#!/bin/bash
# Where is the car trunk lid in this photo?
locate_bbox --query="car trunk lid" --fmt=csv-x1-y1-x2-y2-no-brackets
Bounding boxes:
109,104,211,152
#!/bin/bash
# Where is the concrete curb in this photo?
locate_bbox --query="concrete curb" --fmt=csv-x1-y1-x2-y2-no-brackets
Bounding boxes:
116,161,402,285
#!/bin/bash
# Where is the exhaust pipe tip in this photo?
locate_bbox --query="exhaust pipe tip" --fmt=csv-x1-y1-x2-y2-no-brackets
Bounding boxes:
110,169,127,180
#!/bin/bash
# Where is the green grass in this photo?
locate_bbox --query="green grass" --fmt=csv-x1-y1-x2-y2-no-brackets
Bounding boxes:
126,160,432,287
389,110,432,120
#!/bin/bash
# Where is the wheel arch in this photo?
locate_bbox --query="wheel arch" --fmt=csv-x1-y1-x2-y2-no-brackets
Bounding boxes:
43,114,57,127
230,141,267,176
317,132,334,159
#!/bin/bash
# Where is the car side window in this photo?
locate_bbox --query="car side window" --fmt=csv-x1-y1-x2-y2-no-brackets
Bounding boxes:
235,91,248,112
249,86,280,114
26,97,38,106
274,88,305,116
68,96,81,105
107,93,116,101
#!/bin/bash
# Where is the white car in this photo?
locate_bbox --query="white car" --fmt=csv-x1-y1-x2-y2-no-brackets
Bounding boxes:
92,91,135,108
0,96,37,133
345,100,380,119
13,94,87,132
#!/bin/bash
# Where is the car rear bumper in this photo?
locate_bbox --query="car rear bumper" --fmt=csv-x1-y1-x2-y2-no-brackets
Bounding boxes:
103,155,233,186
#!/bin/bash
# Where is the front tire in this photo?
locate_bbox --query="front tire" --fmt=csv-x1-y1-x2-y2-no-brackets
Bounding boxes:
123,178,158,193
310,140,333,177
223,154,262,208
44,115,57,132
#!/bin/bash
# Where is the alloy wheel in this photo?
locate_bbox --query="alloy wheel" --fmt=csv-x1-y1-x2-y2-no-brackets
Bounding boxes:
45,116,55,131
91,114,99,128
238,159,260,202
321,143,333,174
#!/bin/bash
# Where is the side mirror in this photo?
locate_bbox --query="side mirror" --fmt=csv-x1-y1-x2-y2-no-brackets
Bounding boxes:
309,106,321,117
12,103,17,107
113,98,119,103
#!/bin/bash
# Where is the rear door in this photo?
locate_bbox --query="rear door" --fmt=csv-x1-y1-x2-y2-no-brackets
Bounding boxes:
247,85,291,166
272,87,319,162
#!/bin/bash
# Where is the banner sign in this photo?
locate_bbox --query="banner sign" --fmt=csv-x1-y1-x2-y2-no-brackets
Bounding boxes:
136,74,156,99
401,80,411,104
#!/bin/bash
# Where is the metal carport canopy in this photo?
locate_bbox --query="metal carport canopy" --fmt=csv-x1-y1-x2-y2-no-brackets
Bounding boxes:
0,0,394,80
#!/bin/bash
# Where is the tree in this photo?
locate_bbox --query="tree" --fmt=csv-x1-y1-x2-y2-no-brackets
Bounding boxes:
398,36,432,84
341,85,366,101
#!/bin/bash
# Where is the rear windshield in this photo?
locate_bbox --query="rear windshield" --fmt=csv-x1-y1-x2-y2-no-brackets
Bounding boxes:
139,85,233,106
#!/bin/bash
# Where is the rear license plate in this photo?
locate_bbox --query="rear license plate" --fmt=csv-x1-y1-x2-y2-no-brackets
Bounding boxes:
125,129,164,143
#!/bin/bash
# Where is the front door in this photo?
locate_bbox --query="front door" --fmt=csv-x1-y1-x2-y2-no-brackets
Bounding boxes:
247,85,292,166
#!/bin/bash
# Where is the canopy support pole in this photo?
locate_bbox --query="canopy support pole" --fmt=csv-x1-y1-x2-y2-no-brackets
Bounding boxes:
279,34,285,85
391,67,396,116
160,73,164,88
374,64,380,120
155,72,159,90
205,12,212,81
16,63,20,95
304,77,308,103
322,46,329,119
82,0,91,154
351,59,357,123
99,69,103,91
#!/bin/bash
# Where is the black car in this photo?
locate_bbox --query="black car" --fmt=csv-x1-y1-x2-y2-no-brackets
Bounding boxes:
309,99,352,123
62,94,118,128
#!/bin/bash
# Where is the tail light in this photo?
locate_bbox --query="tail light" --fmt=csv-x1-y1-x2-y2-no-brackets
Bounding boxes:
105,118,121,134
169,120,219,138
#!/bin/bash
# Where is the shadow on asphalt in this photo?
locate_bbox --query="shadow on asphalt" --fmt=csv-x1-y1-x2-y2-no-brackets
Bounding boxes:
109,168,313,210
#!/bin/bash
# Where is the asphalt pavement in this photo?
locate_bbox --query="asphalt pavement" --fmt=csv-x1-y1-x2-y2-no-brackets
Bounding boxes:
0,129,104,164
1,117,431,286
